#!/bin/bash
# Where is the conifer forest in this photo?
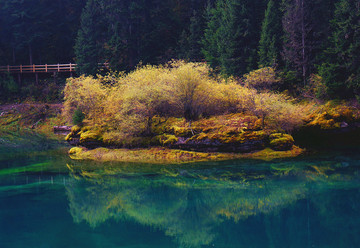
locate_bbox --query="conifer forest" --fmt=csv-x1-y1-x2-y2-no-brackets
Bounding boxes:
0,0,359,100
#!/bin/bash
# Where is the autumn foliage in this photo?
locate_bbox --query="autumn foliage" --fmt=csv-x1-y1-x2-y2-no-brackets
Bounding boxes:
63,61,308,142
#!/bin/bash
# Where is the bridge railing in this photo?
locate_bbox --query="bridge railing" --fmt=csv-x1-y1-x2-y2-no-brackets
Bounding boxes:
0,63,109,73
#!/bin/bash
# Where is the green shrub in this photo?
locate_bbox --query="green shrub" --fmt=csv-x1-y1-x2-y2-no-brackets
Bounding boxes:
72,108,85,126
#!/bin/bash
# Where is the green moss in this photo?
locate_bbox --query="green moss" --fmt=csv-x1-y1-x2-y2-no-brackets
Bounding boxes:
151,116,185,135
154,134,179,146
305,101,360,130
65,133,72,141
172,126,193,137
187,130,266,145
241,131,266,142
269,133,294,151
150,113,259,138
79,130,103,143
71,125,82,133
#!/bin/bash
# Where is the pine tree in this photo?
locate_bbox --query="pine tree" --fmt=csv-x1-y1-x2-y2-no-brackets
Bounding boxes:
218,0,251,76
74,0,103,75
202,0,265,76
258,0,282,67
202,1,222,70
319,0,360,97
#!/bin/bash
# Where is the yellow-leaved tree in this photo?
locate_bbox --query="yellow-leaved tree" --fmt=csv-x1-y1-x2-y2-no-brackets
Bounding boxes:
63,75,109,126
63,60,310,145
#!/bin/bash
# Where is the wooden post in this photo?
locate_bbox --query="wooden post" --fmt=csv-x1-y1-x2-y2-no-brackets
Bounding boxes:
33,64,35,72
57,63,60,72
20,65,22,73
46,64,48,72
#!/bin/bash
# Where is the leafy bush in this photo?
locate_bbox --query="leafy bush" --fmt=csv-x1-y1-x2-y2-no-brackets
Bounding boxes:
63,60,307,140
246,91,309,132
302,74,328,100
243,67,280,91
63,75,108,124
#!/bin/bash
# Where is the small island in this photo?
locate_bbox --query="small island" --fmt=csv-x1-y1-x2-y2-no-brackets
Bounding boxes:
61,61,360,163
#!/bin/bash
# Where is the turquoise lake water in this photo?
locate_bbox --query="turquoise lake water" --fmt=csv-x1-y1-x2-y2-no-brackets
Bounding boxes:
1,133,360,248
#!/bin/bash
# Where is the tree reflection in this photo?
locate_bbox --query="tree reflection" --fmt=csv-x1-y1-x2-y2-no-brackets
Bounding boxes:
65,159,360,247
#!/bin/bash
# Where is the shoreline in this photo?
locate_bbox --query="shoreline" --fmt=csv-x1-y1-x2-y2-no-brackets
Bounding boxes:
68,146,305,164
3,102,360,164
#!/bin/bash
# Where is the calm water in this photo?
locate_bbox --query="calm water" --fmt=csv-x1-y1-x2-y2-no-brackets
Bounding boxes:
1,133,360,248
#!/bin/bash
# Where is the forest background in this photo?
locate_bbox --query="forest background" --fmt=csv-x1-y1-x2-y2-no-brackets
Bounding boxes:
0,0,359,102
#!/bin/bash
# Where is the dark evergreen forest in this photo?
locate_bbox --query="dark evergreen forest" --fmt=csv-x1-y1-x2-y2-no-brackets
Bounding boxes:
0,0,359,100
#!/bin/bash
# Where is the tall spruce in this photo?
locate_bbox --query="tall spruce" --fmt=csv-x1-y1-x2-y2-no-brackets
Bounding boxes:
258,0,282,67
202,1,222,70
218,0,250,76
319,0,360,97
75,0,104,75
203,0,265,76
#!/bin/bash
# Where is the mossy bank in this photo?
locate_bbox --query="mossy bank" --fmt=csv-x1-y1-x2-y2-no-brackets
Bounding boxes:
66,113,305,163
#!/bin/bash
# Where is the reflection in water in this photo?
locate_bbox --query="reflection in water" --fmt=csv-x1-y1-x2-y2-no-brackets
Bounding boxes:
3,133,359,247
65,159,360,247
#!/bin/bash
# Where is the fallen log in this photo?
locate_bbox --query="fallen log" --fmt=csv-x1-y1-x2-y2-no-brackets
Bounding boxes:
53,126,72,132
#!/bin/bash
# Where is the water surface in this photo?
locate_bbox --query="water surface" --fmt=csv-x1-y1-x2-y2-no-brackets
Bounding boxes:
1,134,360,247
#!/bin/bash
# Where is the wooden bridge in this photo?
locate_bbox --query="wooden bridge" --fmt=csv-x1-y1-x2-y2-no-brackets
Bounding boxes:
0,63,77,74
0,63,109,74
